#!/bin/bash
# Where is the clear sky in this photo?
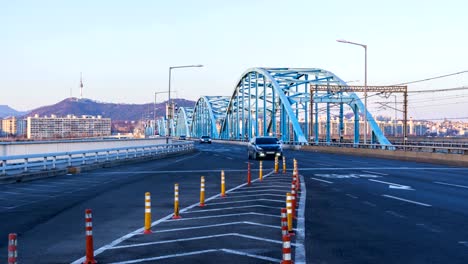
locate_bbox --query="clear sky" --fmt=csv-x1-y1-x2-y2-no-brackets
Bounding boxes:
1,0,467,120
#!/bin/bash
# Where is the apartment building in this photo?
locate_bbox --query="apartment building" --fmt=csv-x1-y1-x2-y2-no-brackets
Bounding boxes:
26,114,111,139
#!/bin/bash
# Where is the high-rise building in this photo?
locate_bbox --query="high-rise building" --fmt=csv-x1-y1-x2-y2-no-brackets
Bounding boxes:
26,114,111,139
1,116,26,137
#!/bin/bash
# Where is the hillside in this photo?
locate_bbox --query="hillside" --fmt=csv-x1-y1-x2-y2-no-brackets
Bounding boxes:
25,97,196,121
0,105,28,118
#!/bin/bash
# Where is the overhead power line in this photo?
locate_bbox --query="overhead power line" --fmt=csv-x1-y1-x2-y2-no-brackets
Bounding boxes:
391,70,468,86
407,86,468,93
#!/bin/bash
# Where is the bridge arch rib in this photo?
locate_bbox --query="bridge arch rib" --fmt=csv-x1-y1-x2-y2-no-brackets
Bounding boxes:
218,67,391,145
191,96,230,138
174,107,194,137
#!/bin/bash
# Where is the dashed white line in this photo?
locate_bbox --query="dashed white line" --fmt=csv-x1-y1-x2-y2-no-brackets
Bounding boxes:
385,210,406,218
346,194,358,199
362,201,377,207
434,181,468,189
459,241,468,247
362,170,388,176
416,223,441,233
382,194,432,207
310,177,333,184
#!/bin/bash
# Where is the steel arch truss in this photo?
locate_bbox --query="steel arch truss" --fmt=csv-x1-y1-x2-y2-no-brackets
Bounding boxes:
174,107,194,137
191,96,230,138
219,67,391,145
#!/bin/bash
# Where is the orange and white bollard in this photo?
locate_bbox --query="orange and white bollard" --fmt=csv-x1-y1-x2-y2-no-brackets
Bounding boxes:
144,192,152,234
173,184,181,219
291,182,297,219
247,162,251,186
274,156,279,173
282,156,286,174
281,208,288,237
84,209,97,264
286,193,294,235
8,233,17,264
200,176,205,207
221,170,226,197
259,160,263,181
281,234,293,264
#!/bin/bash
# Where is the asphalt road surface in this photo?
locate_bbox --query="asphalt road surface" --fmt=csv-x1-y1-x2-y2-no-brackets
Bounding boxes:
0,142,467,263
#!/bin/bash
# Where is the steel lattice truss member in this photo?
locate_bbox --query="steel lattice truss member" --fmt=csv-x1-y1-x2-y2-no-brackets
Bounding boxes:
191,96,230,138
174,107,194,137
218,67,392,145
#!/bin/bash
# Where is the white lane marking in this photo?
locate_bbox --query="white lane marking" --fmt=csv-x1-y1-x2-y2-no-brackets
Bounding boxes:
416,223,441,233
214,154,219,157
185,205,282,213
110,233,295,250
108,248,281,264
363,201,377,207
174,152,201,163
143,221,279,234
230,189,286,194
369,179,414,190
217,193,285,199
220,248,281,263
362,170,388,176
316,163,331,166
459,241,468,247
5,187,62,193
434,181,468,189
71,170,276,264
161,212,279,222
346,194,358,199
226,157,234,160
385,210,406,218
382,194,432,207
208,198,284,205
295,174,307,264
233,185,290,190
310,177,333,184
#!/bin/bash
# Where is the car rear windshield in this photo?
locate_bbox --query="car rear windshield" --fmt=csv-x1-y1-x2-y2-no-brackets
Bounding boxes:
202,136,210,138
256,138,278,144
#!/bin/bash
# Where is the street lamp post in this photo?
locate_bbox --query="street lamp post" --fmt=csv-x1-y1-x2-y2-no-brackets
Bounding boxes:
337,39,368,145
167,64,203,137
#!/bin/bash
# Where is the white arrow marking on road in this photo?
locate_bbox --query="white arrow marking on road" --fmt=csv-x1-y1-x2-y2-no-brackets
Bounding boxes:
369,179,414,190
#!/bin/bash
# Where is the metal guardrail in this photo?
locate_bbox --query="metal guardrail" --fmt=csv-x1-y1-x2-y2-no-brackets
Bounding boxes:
0,141,194,175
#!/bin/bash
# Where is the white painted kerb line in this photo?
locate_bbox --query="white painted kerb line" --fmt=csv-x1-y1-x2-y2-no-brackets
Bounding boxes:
382,195,431,207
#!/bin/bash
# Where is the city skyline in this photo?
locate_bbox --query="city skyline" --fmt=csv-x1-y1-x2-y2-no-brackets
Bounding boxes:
1,0,467,120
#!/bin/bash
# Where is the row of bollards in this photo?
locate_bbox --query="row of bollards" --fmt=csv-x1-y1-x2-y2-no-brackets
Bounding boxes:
7,158,292,263
281,158,300,264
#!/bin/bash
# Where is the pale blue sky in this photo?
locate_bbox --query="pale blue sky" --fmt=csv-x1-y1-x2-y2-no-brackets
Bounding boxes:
1,0,467,119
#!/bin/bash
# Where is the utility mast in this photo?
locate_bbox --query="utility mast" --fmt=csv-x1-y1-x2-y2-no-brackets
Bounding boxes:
80,72,83,99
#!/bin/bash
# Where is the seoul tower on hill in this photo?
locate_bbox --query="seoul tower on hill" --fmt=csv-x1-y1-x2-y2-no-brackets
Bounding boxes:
80,72,83,99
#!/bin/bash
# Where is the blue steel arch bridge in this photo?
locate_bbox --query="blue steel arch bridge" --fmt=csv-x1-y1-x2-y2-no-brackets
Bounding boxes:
157,67,407,147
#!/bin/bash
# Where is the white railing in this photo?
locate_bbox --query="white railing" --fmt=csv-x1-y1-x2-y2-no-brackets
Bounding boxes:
0,141,194,176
